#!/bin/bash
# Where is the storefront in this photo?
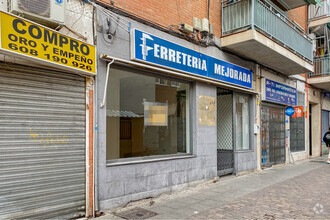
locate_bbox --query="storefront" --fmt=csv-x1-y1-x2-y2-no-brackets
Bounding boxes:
96,10,258,210
0,12,95,218
260,76,297,167
217,89,255,175
105,65,191,161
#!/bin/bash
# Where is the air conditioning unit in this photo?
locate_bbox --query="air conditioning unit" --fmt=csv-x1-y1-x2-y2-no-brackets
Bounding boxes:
8,0,65,28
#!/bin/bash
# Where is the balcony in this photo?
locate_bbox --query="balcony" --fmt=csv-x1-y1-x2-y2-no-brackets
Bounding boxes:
308,56,330,91
221,0,313,76
309,0,330,28
278,0,320,10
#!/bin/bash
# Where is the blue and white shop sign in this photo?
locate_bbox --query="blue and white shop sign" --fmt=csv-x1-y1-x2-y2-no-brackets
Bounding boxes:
285,106,295,116
131,29,252,89
265,78,297,106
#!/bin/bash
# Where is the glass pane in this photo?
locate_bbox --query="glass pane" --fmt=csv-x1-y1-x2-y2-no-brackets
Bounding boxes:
235,94,250,150
290,93,305,152
106,68,190,160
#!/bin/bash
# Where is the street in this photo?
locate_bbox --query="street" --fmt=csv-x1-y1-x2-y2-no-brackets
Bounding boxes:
100,157,329,219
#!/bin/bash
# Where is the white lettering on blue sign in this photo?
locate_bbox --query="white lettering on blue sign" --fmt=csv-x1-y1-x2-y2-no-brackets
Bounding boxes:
265,78,297,106
131,29,252,89
153,43,208,71
214,63,251,84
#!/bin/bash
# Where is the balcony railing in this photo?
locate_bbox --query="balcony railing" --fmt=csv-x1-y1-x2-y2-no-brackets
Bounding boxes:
311,56,330,76
222,0,313,62
309,0,330,20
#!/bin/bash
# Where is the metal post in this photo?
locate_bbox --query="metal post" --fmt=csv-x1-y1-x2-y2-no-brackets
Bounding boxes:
326,25,330,54
221,0,224,35
251,0,255,29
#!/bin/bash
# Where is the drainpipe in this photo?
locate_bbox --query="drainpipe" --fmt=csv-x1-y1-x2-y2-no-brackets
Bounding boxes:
251,0,255,30
100,59,115,108
306,82,310,158
92,5,98,214
320,91,324,156
207,0,210,21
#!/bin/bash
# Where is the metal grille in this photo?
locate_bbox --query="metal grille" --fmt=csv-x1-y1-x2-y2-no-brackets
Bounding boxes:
18,0,50,17
114,207,158,220
0,63,86,219
261,104,285,166
290,93,305,152
312,56,330,77
217,89,233,174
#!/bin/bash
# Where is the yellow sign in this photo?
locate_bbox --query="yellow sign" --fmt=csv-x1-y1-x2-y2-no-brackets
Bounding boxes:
0,12,96,74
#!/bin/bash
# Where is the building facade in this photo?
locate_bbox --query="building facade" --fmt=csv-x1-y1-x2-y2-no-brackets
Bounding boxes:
0,0,328,217
93,0,317,211
94,9,258,210
308,0,330,156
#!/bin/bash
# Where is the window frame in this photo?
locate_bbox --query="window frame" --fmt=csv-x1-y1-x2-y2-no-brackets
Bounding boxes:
233,92,253,152
105,65,193,164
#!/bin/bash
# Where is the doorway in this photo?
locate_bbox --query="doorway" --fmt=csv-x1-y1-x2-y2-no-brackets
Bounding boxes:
261,104,286,166
217,88,234,175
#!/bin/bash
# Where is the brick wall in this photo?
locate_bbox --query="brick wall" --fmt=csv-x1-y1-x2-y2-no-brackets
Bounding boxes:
97,0,221,37
288,6,308,33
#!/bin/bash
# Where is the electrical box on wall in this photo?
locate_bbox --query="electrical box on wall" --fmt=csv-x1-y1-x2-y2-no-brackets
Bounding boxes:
254,124,260,134
8,0,66,28
209,24,214,36
193,17,201,31
179,23,193,34
201,18,209,32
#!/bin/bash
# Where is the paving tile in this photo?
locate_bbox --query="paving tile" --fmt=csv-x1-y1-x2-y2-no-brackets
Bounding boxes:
99,157,329,220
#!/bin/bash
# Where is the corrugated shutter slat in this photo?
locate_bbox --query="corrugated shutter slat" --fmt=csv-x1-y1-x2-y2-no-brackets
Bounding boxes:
0,63,86,219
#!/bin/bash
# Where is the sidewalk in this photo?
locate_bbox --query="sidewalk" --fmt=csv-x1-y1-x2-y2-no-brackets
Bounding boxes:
97,157,329,219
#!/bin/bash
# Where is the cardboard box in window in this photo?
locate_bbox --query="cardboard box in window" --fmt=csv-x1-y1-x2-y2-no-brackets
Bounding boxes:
144,101,168,126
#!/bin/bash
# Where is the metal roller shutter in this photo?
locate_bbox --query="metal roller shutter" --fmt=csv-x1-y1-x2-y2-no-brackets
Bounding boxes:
0,63,86,219
261,103,286,166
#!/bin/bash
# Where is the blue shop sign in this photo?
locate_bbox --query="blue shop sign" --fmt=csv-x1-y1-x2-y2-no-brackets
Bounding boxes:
131,29,252,89
265,79,297,106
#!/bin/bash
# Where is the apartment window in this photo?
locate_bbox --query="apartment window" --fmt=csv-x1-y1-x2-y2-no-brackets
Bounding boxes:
235,94,250,150
106,67,190,161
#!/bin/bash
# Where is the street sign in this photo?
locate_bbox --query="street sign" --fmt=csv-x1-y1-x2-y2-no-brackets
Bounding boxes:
292,106,304,118
285,106,295,116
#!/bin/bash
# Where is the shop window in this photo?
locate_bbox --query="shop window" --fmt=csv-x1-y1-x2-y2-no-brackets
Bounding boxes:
235,94,250,150
106,67,190,161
